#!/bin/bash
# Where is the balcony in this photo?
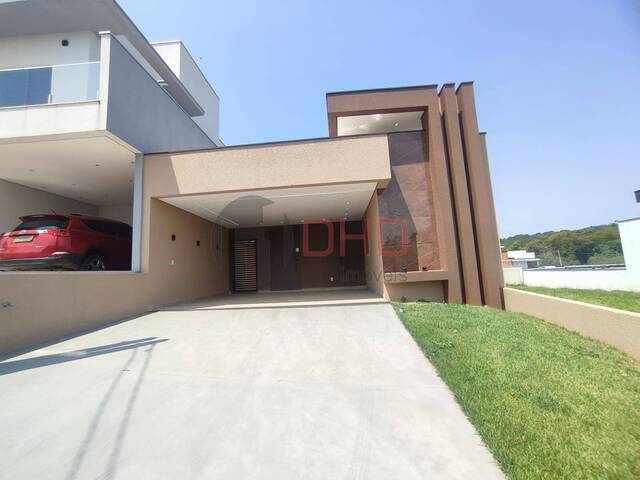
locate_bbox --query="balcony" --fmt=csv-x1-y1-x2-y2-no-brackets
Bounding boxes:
0,62,100,108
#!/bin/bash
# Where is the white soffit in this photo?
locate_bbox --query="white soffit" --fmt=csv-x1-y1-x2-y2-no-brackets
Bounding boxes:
0,136,135,206
337,111,424,136
161,183,377,229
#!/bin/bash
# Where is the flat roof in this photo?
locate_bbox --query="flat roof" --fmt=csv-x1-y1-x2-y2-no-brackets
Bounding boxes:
0,0,204,116
616,217,640,224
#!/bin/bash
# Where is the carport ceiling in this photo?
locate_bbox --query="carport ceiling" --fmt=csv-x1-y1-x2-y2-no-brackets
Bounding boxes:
161,183,377,229
0,136,135,206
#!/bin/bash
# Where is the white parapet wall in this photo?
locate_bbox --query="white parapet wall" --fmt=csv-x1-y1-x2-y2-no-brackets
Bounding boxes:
619,218,640,273
521,268,639,292
503,267,524,285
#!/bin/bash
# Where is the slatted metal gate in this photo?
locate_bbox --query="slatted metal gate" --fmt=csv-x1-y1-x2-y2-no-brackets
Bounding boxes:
233,239,258,292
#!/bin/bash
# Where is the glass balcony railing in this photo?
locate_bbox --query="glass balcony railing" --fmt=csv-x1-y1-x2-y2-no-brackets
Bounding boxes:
0,62,100,108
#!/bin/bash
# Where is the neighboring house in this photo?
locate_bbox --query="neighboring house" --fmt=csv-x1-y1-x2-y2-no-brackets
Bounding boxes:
505,250,541,269
505,218,640,291
0,0,505,353
0,0,221,239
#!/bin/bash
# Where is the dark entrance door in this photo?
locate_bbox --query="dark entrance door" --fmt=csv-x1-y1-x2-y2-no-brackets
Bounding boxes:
233,239,258,292
268,225,301,291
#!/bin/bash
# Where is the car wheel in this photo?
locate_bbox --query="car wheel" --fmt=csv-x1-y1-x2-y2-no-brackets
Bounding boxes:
81,253,108,271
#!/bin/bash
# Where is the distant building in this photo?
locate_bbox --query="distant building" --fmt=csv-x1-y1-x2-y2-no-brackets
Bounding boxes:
501,247,541,269
617,217,640,275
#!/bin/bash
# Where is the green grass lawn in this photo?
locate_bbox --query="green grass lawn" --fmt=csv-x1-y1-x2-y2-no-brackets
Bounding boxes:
510,285,640,314
394,302,640,479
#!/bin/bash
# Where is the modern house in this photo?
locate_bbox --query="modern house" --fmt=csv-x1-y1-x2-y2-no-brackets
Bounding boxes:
501,248,541,269
0,0,504,353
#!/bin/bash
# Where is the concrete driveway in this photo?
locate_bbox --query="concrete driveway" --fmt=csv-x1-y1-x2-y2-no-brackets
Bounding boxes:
0,292,503,479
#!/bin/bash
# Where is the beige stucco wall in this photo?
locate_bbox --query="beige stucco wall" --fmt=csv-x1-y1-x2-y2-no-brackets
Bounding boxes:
364,192,385,297
144,135,391,198
0,272,149,353
385,281,445,303
504,287,640,361
145,199,229,308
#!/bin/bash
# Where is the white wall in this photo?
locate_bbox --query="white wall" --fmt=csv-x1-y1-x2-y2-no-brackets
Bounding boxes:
0,179,97,233
98,204,133,225
619,218,640,274
0,101,102,139
0,31,100,69
520,269,639,292
0,31,104,140
503,267,524,285
153,41,222,145
105,35,215,154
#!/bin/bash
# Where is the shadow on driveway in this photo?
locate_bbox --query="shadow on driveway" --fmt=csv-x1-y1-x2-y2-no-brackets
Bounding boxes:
0,338,168,376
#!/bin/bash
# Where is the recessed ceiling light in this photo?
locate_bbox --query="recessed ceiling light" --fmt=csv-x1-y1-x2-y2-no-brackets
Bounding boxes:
373,114,382,121
394,122,399,127
358,124,366,129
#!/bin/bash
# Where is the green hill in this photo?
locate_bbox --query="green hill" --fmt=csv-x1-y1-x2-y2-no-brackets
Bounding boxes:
501,224,624,266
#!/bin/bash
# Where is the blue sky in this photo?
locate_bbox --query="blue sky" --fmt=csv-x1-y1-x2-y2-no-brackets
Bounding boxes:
120,0,640,237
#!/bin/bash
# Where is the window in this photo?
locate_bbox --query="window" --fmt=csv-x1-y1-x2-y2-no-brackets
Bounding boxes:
14,218,69,231
83,220,132,240
0,67,52,107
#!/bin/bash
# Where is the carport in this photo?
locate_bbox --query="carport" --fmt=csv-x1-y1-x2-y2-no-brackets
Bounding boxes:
162,182,376,293
0,134,138,270
142,134,393,300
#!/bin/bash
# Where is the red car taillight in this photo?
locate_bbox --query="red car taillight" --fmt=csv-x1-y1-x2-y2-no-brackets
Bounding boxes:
50,230,71,238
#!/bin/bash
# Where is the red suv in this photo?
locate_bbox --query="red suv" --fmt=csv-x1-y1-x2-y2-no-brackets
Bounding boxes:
0,214,132,271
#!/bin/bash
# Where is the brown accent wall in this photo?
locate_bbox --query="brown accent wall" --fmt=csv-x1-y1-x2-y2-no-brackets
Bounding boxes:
327,83,504,307
328,86,464,303
423,103,463,303
297,221,366,289
232,222,366,292
378,131,440,273
457,85,504,308
439,85,483,305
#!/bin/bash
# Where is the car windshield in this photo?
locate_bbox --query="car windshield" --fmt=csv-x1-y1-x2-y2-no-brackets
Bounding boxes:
14,218,69,231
